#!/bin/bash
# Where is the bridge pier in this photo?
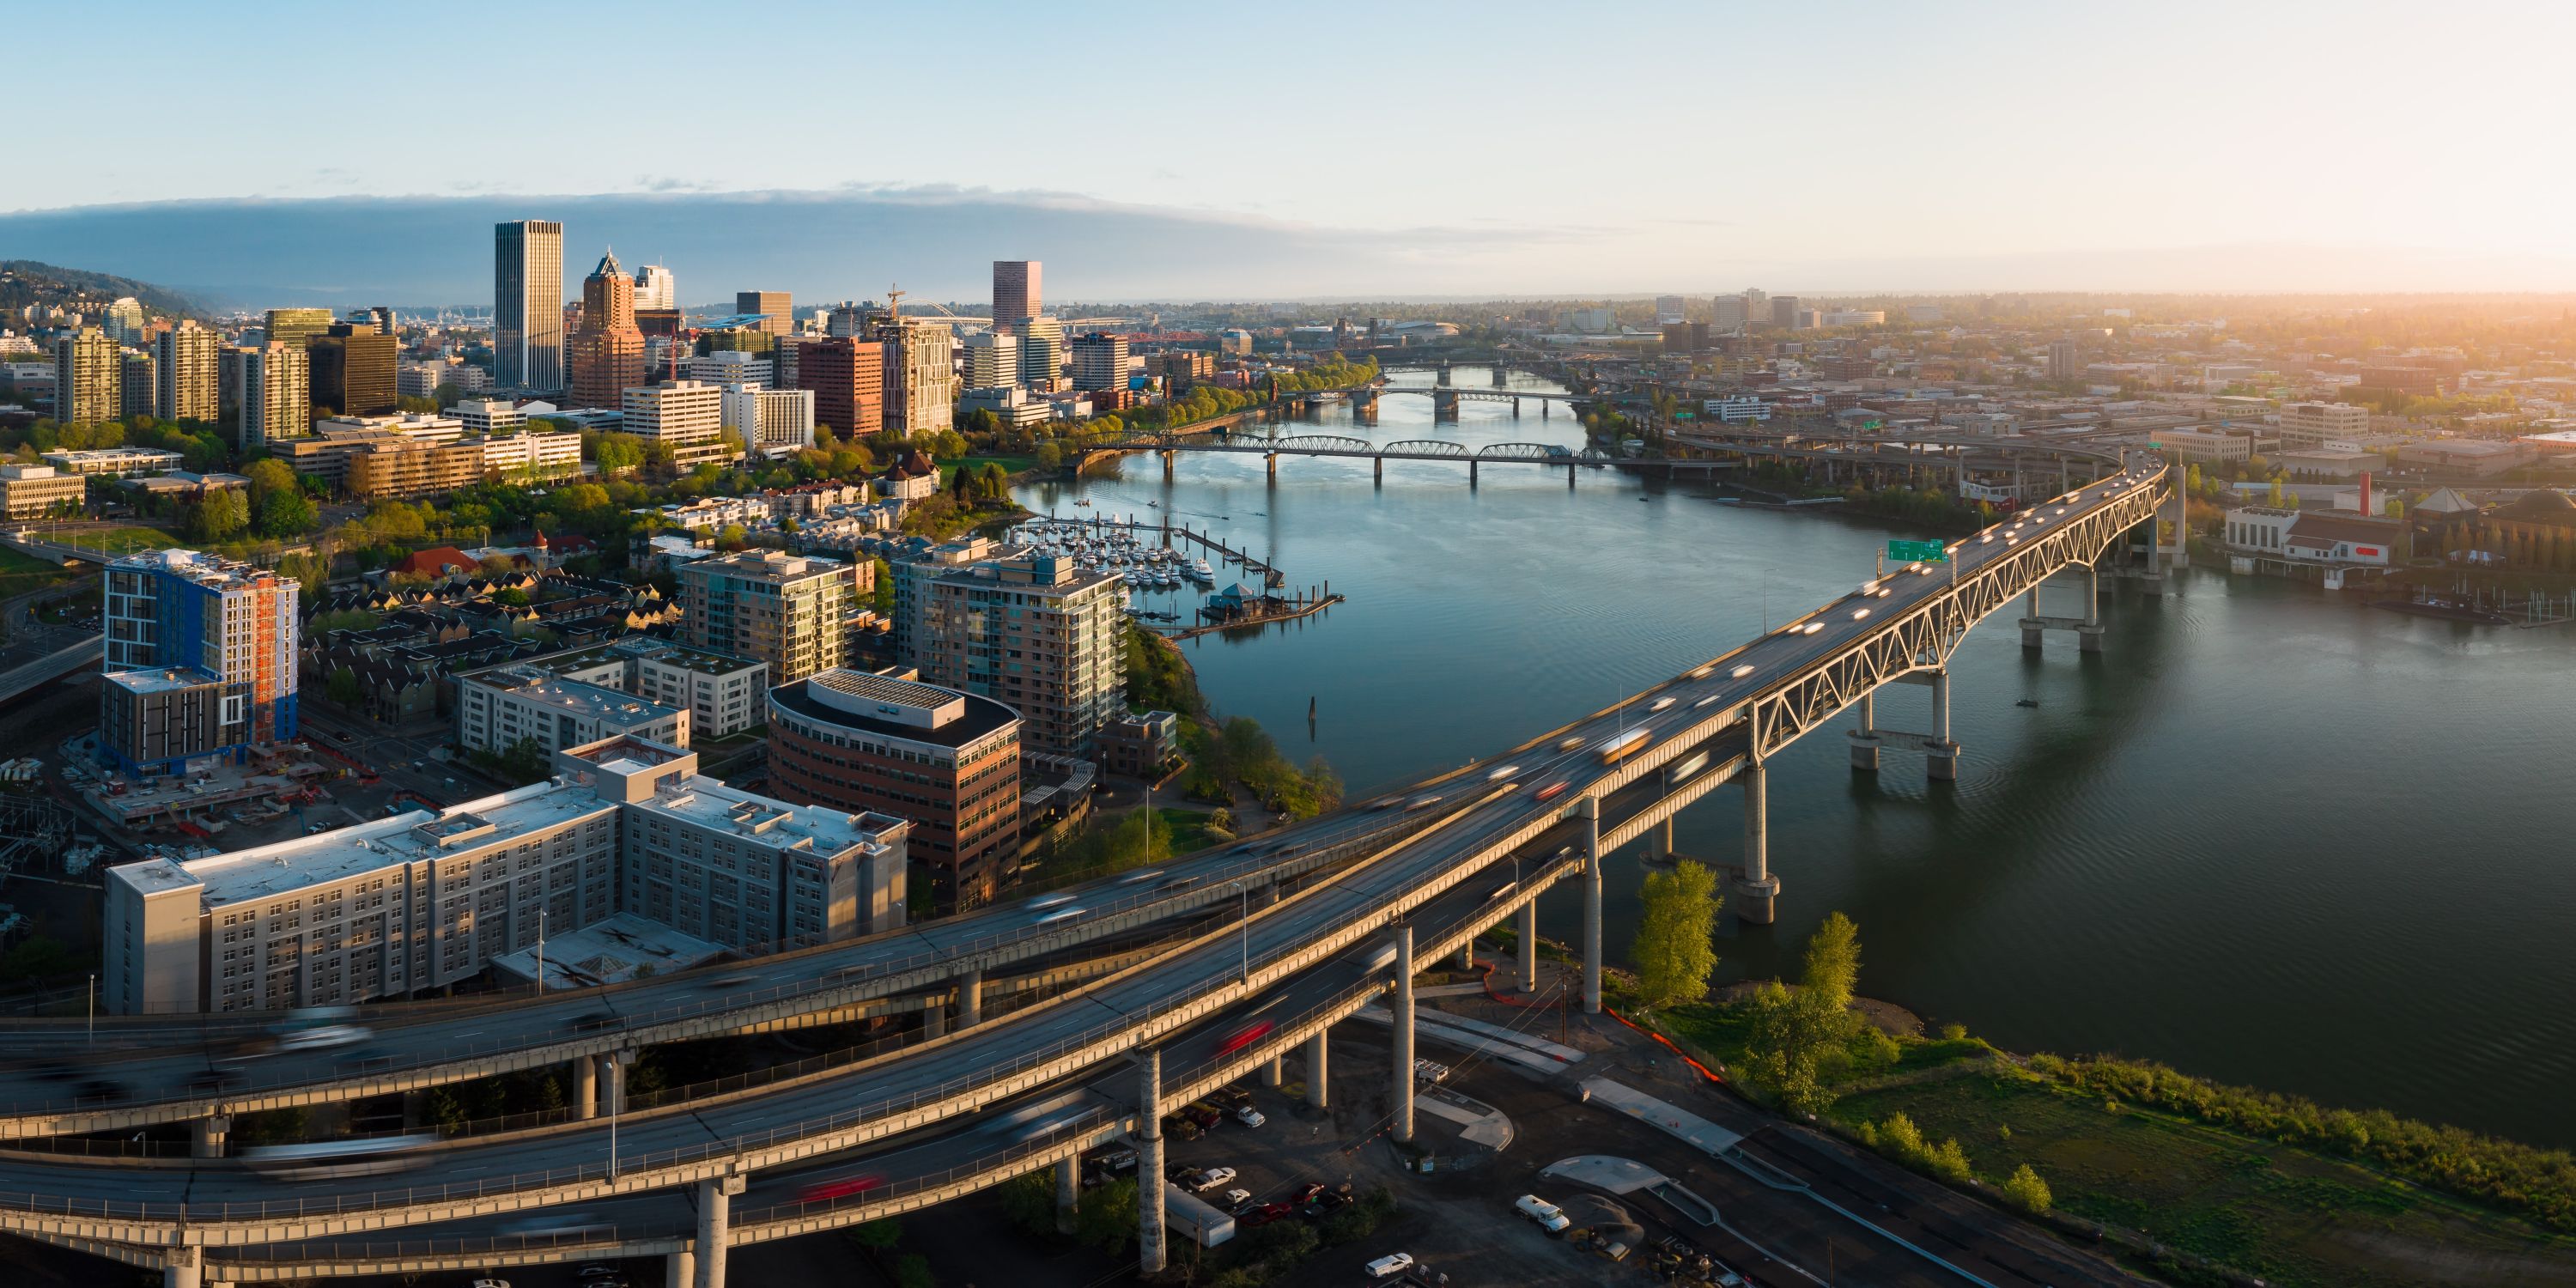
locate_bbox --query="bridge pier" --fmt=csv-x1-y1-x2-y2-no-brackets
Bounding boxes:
695,1171,744,1288
1306,1029,1329,1109
1161,450,1174,482
1265,453,1277,485
1392,924,1416,1144
1455,935,1475,973
1138,1047,1167,1274
1263,1054,1284,1088
1057,1154,1082,1235
574,1054,597,1120
1512,397,1522,417
1518,897,1538,992
1735,762,1780,925
163,1246,199,1288
666,1251,695,1288
1849,691,1880,771
1373,455,1382,484
190,1113,229,1159
2020,566,2104,652
1581,796,1603,1013
957,967,983,1028
1567,463,1577,489
1469,459,1479,487
1927,667,1960,781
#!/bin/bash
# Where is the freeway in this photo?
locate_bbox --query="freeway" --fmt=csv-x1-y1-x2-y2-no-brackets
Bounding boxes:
0,458,2170,1249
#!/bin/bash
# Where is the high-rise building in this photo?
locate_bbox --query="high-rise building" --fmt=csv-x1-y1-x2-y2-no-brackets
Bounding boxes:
155,321,219,422
1012,316,1065,392
2278,401,2371,448
617,380,732,471
52,326,118,424
233,342,311,447
825,301,884,338
992,260,1041,328
1070,331,1128,392
103,297,148,344
495,220,565,390
100,548,300,778
1712,295,1749,329
1655,295,1688,325
1770,296,1802,328
924,550,1126,758
119,349,156,418
307,322,398,417
963,330,1019,390
768,669,1021,914
674,550,865,683
1742,289,1768,324
632,264,676,312
883,319,955,434
723,383,816,455
103,734,908,1013
263,308,333,352
798,337,884,437
736,290,793,337
358,307,396,337
568,248,646,409
683,350,773,387
2046,337,2080,382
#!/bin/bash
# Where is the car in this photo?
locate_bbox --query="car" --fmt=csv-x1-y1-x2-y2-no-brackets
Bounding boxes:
470,1280,512,1288
1533,780,1570,803
797,1173,884,1203
1800,622,1823,635
1555,736,1585,751
1649,696,1676,712
1514,1194,1572,1233
1365,1253,1416,1279
1224,1188,1255,1212
1170,1166,1210,1188
696,973,757,991
1115,868,1163,884
1291,1182,1327,1204
1026,891,1077,910
1301,1189,1353,1220
1182,1104,1224,1130
1729,664,1755,678
1233,1105,1267,1127
1192,1166,1237,1191
577,1267,625,1281
273,1024,369,1053
1035,907,1086,927
1243,1200,1297,1227
331,732,353,743
1091,1148,1138,1173
568,1012,619,1032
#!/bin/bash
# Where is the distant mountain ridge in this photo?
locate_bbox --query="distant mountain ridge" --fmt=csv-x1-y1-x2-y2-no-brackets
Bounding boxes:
0,259,210,321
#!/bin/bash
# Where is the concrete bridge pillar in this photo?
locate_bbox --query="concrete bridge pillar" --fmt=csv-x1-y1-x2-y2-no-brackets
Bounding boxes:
1392,924,1416,1144
1513,397,1522,417
695,1172,744,1288
1265,453,1278,485
957,968,983,1029
1469,459,1479,487
1137,1048,1167,1275
1927,668,1960,781
1305,1029,1329,1109
190,1113,230,1159
1437,363,1452,386
666,1252,696,1288
1542,399,1551,417
1056,1154,1082,1235
1373,455,1383,484
2021,587,2045,649
923,997,947,1039
1263,1054,1283,1088
1581,796,1603,1014
1518,897,1539,993
1849,690,1880,771
1736,762,1780,924
1567,463,1577,489
1493,365,1509,386
574,1054,598,1120
163,1247,203,1288
2080,563,2105,653
1161,450,1174,482
1455,936,1475,973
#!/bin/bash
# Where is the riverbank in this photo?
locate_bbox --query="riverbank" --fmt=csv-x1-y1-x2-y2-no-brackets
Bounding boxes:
1650,997,2576,1288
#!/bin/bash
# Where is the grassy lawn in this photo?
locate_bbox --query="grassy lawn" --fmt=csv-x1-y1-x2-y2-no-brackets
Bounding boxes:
941,455,1036,487
1156,807,1229,856
1657,1000,2576,1288
0,548,84,599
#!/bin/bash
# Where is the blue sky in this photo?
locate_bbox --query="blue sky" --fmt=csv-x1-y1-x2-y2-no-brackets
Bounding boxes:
20,0,2576,295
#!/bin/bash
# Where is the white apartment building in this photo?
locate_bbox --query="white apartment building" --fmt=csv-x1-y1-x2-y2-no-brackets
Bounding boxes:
462,637,772,741
453,398,527,434
481,428,584,481
885,319,955,434
683,350,774,388
722,382,817,455
619,380,732,471
454,665,690,756
2278,400,2372,450
103,736,908,1013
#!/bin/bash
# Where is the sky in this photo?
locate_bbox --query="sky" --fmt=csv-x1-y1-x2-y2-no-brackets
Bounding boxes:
15,0,2576,300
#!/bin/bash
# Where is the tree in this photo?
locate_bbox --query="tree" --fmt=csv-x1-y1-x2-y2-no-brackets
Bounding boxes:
1800,911,1862,1018
242,457,298,503
184,488,250,543
1033,440,1064,473
326,666,361,708
1633,860,1722,1009
1072,1176,1137,1254
254,488,315,538
2001,1163,2053,1213
870,556,896,615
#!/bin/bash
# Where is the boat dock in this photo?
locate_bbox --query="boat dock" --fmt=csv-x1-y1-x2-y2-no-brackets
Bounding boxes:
1046,513,1287,589
1175,586,1345,640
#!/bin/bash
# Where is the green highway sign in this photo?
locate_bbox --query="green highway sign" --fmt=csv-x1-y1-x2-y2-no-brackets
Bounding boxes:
1887,539,1948,562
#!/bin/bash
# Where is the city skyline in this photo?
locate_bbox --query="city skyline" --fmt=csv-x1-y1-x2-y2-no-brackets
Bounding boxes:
16,0,2576,298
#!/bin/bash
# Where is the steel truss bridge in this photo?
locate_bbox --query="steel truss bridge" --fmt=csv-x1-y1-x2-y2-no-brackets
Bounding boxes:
0,445,2180,1287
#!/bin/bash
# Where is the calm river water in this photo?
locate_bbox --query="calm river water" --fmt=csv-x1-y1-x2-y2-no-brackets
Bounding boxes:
1019,367,2576,1147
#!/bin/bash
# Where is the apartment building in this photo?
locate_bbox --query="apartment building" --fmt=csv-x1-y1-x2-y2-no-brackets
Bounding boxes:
155,321,220,422
767,669,1022,914
674,550,865,683
2278,400,2372,450
722,383,816,455
883,319,955,434
923,550,1126,757
1070,331,1128,392
454,665,689,756
233,342,312,448
101,549,299,775
52,326,118,424
963,330,1018,391
797,337,884,437
102,735,910,1013
457,637,770,739
684,350,773,387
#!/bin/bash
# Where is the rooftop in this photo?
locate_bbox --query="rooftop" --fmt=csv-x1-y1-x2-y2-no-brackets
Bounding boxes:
471,667,680,726
489,912,726,991
181,779,618,908
633,771,905,858
679,549,852,585
108,548,283,592
771,671,1018,750
103,665,219,696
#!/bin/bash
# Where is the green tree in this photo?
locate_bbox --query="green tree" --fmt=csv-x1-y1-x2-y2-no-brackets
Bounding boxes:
1801,910,1862,1018
870,556,896,615
242,456,298,503
326,666,361,708
1632,860,1722,1009
1072,1176,1137,1254
1033,440,1064,473
184,488,250,543
995,1169,1057,1236
2001,1163,2053,1213
255,488,316,538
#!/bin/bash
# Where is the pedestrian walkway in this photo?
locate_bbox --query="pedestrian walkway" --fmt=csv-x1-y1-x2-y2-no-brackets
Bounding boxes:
1352,1005,1579,1073
1578,1076,1743,1154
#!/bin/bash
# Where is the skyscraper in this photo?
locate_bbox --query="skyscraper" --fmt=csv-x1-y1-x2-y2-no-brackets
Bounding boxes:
234,342,311,448
307,322,397,417
632,264,676,312
495,220,565,390
263,308,333,351
2047,337,2080,381
1012,316,1065,392
963,331,1018,390
992,261,1041,327
119,349,156,419
1070,331,1128,392
102,297,147,344
568,248,646,409
100,548,300,775
52,326,119,425
674,550,860,683
924,550,1126,758
798,337,884,437
882,318,955,434
155,321,220,422
736,291,793,337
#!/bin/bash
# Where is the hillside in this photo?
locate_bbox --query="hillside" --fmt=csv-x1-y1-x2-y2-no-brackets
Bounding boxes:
0,259,208,321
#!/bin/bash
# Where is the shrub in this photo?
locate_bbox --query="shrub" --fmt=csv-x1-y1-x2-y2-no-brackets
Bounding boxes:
2001,1163,2053,1214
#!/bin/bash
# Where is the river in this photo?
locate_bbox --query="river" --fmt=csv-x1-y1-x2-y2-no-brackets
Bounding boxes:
1018,365,2576,1149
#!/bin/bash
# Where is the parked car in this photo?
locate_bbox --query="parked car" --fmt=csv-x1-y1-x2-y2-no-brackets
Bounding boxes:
1242,1200,1297,1227
1301,1188,1353,1220
1365,1253,1416,1279
1223,1188,1255,1213
1232,1105,1267,1128
1190,1166,1236,1192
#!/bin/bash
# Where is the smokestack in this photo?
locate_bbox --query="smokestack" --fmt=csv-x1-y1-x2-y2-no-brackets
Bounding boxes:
2360,471,2372,517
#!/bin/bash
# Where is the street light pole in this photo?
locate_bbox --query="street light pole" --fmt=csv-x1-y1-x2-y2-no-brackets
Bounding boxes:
534,908,546,997
1234,881,1250,984
87,973,94,1046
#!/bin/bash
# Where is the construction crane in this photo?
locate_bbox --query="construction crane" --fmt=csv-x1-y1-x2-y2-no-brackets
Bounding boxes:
886,283,905,323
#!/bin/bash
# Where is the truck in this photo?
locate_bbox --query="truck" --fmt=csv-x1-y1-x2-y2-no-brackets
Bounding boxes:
1596,728,1650,765
1162,1182,1237,1248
